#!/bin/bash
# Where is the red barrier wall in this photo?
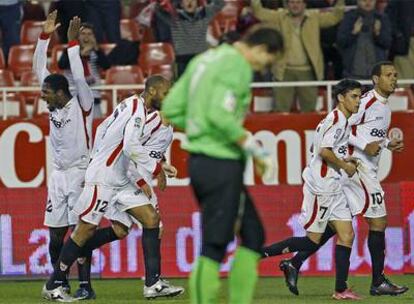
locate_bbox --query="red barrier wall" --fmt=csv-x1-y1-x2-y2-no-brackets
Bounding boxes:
0,183,413,278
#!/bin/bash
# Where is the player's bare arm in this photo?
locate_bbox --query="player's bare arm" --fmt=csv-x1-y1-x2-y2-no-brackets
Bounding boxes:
364,140,382,156
320,147,357,177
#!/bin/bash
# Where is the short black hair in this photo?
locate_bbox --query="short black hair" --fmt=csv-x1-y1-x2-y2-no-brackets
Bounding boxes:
242,25,284,54
371,61,394,78
145,75,169,91
43,74,71,96
80,22,95,34
333,79,362,102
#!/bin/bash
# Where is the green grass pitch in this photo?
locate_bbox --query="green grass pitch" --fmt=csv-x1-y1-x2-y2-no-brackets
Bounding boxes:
0,275,412,303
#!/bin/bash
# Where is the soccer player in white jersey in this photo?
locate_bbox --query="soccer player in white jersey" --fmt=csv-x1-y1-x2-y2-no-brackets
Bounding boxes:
260,79,363,299
278,61,408,297
34,12,94,296
41,76,176,303
73,75,184,300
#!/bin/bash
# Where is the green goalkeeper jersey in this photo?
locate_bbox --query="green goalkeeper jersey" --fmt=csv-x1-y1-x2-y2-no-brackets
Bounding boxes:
162,44,252,160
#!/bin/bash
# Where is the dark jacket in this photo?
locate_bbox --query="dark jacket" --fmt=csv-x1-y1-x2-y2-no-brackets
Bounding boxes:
337,9,392,76
58,48,110,71
385,0,414,56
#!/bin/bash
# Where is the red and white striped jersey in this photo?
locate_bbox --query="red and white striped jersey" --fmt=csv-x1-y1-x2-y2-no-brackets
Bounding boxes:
130,110,174,184
33,37,94,170
348,89,391,173
303,109,350,194
86,95,161,188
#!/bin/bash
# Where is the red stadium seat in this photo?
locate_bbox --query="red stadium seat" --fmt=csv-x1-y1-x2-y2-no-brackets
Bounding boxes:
144,64,175,81
120,19,143,41
138,43,175,68
0,49,5,69
20,70,41,104
105,65,145,84
0,69,15,87
50,44,67,72
20,20,59,46
105,65,145,101
0,93,27,119
8,45,35,79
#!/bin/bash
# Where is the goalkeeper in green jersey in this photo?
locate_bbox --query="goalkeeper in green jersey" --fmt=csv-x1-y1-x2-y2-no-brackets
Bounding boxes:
162,26,284,304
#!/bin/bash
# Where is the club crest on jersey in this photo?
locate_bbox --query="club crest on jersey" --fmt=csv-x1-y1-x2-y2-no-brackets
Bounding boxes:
334,129,342,139
134,117,142,128
223,91,236,112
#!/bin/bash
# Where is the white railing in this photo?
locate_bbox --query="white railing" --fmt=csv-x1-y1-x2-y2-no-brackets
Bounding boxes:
1,80,414,120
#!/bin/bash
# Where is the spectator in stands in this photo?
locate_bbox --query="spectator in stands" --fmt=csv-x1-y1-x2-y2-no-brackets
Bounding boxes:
237,6,259,35
85,0,121,43
52,0,86,43
58,23,111,118
0,0,22,61
251,0,345,113
386,0,414,84
337,0,392,79
154,0,225,77
306,0,358,80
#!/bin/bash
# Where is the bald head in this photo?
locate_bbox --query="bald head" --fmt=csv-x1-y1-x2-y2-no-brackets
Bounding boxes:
145,75,170,92
144,75,171,110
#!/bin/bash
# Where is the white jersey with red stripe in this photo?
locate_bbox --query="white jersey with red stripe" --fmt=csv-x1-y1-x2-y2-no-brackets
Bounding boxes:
130,110,174,184
348,89,391,175
33,37,94,170
303,109,350,195
86,95,161,188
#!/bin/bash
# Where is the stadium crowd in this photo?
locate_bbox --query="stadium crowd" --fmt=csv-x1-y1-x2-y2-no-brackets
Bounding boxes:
0,0,413,116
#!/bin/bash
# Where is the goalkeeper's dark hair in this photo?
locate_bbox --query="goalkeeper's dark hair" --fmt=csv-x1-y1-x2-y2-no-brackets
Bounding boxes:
333,79,362,103
242,25,284,54
43,74,71,96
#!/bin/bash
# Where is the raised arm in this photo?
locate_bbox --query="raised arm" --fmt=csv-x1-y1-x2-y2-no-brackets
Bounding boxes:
251,0,281,24
33,11,60,84
67,16,94,112
318,0,345,29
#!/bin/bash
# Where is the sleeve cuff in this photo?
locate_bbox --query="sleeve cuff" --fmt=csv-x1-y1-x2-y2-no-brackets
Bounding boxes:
384,138,391,149
152,162,162,177
39,32,51,40
68,40,79,48
136,179,147,188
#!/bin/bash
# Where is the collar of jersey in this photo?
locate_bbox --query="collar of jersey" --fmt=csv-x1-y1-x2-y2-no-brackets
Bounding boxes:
372,89,388,104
